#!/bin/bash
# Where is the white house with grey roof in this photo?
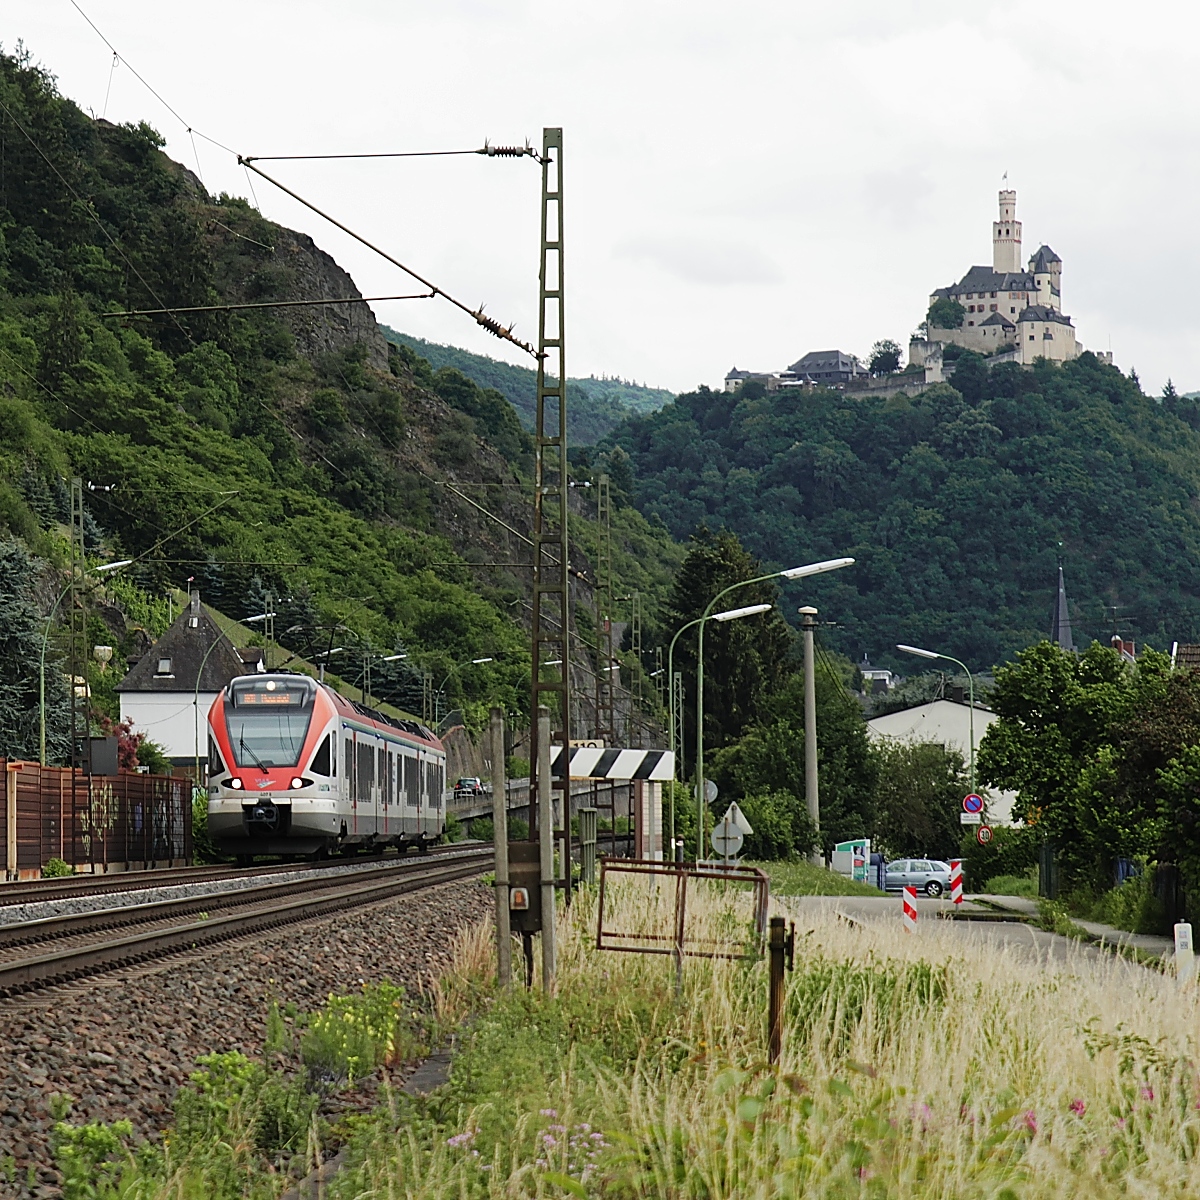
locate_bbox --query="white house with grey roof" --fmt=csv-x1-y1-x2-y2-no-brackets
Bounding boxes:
911,189,1098,369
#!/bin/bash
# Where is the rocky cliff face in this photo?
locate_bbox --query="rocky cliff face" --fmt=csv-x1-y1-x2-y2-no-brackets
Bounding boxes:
200,193,389,371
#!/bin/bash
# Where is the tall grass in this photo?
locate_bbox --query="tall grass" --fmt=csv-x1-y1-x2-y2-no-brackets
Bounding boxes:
331,876,1200,1198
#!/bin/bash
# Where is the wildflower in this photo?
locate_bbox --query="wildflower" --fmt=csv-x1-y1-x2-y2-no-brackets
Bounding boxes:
1141,1085,1155,1102
447,1129,477,1149
540,1108,558,1118
1070,1098,1086,1116
1023,1111,1038,1134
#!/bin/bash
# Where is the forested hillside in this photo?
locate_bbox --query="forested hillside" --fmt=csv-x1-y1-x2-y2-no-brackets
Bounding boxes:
381,328,673,444
605,354,1200,672
0,46,681,753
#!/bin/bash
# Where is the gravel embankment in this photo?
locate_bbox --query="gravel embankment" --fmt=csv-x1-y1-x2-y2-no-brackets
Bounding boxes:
0,878,493,1198
0,848,487,927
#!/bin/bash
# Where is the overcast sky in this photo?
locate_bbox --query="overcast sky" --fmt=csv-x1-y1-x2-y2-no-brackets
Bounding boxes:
8,1,1200,396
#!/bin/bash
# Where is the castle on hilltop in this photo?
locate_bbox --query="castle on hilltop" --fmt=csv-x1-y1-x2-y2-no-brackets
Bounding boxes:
911,189,1108,372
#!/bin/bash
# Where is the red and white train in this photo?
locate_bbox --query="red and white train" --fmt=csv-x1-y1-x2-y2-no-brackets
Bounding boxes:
206,673,447,860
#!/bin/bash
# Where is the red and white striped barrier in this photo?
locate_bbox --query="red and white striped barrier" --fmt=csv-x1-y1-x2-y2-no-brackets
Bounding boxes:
902,885,917,932
950,859,963,905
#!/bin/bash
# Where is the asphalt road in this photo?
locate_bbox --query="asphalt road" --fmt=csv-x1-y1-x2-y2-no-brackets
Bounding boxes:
777,894,1163,966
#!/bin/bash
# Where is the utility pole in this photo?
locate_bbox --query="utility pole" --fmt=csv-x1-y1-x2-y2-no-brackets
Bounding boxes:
536,704,556,992
490,707,512,987
529,126,570,851
799,606,820,865
264,590,275,672
68,477,89,867
629,591,642,744
594,474,615,743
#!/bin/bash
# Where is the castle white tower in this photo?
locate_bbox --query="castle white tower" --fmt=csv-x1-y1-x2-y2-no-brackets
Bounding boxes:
993,189,1022,273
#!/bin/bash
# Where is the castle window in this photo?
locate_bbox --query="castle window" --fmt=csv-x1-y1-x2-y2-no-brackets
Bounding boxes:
991,292,997,298
968,321,975,326
990,304,997,311
1010,307,1016,313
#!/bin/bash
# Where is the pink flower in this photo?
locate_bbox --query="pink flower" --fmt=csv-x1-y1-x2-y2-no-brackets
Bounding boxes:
1023,1110,1038,1134
1140,1086,1155,1102
1070,1098,1086,1116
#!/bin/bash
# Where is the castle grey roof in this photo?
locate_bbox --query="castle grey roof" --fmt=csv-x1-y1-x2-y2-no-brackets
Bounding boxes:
725,367,752,380
116,596,246,694
1029,245,1062,271
1017,305,1073,326
947,265,1038,294
979,312,1016,329
787,350,861,374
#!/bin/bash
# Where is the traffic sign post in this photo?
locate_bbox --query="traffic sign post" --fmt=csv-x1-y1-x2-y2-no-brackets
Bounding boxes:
976,825,993,845
710,815,744,864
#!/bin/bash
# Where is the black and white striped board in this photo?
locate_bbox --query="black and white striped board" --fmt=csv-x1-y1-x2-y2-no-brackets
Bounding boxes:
549,746,675,780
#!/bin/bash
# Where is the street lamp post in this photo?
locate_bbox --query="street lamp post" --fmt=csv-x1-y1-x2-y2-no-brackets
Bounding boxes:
39,559,131,766
667,602,771,856
435,656,495,725
695,558,854,860
896,643,976,792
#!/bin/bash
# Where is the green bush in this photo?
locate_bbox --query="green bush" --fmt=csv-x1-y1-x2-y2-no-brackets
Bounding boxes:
981,871,1038,897
731,791,816,860
1091,869,1167,935
42,857,74,878
443,813,465,842
959,823,1038,890
300,981,420,1083
469,816,494,841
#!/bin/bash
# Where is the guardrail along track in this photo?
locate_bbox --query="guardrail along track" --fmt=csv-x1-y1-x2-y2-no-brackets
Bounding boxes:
0,846,492,998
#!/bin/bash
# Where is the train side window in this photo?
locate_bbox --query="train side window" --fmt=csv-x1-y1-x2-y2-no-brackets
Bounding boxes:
358,742,374,805
377,747,386,801
345,739,355,795
310,735,332,777
405,755,418,806
207,736,225,776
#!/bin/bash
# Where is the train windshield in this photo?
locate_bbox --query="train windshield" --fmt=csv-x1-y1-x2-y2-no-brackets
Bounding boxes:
226,679,315,769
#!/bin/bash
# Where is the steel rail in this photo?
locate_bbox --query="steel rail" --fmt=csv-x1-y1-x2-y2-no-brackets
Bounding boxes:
0,848,492,997
0,849,488,951
0,844,471,907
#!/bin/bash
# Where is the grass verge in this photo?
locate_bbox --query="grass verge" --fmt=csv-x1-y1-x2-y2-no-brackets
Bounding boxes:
749,858,883,896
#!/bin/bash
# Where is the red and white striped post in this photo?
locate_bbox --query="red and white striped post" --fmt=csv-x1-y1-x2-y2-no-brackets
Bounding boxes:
950,859,963,906
902,885,918,932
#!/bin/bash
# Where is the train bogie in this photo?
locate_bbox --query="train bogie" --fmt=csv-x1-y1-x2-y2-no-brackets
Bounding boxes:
205,674,448,860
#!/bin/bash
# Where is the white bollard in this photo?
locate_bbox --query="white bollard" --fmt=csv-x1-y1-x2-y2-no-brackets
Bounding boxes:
903,885,918,933
950,860,963,906
1175,922,1195,985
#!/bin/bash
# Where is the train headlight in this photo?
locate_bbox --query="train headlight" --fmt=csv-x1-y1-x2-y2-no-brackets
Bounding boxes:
229,777,244,790
290,777,305,789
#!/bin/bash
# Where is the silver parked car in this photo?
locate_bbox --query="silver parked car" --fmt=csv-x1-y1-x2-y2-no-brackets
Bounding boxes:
884,858,953,897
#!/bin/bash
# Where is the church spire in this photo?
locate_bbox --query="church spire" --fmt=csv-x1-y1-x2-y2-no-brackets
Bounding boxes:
1051,559,1074,652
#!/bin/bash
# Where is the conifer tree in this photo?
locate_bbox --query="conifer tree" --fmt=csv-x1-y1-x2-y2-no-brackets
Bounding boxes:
0,541,71,762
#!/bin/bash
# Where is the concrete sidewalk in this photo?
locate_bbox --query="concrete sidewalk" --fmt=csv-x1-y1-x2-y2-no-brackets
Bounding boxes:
972,893,1175,956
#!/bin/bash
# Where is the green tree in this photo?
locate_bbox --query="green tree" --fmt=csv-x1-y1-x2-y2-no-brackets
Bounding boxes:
869,738,967,860
868,339,902,374
710,667,877,855
927,298,966,329
665,529,794,769
0,542,70,762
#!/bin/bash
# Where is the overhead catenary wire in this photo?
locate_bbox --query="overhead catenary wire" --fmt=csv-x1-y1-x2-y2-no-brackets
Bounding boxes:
101,293,435,319
238,157,540,360
242,140,547,164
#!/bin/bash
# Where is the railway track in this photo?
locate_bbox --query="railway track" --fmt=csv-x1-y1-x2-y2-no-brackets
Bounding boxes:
0,845,492,998
0,848,449,908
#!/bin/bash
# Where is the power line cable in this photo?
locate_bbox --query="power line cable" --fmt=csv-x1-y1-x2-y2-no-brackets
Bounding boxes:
101,292,435,319
243,141,546,164
239,157,539,360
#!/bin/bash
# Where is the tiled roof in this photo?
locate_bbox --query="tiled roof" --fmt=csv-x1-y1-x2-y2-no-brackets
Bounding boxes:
116,596,245,693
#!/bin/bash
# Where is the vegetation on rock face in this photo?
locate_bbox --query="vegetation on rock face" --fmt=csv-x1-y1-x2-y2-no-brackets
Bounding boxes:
604,353,1200,672
926,297,966,329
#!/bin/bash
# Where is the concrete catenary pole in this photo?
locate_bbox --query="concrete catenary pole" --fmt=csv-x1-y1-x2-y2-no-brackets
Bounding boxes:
490,707,511,987
799,606,821,865
537,705,557,991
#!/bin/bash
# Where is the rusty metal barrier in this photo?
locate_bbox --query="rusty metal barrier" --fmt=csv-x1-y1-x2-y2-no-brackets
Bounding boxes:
595,856,769,968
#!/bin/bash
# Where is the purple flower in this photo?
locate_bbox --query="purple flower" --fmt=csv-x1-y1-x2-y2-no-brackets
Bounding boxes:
540,1109,558,1118
447,1129,477,1149
1141,1086,1155,1102
1070,1098,1086,1116
1023,1111,1038,1134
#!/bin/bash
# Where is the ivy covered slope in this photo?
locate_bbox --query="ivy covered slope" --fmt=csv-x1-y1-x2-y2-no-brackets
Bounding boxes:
0,47,681,726
605,356,1200,671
